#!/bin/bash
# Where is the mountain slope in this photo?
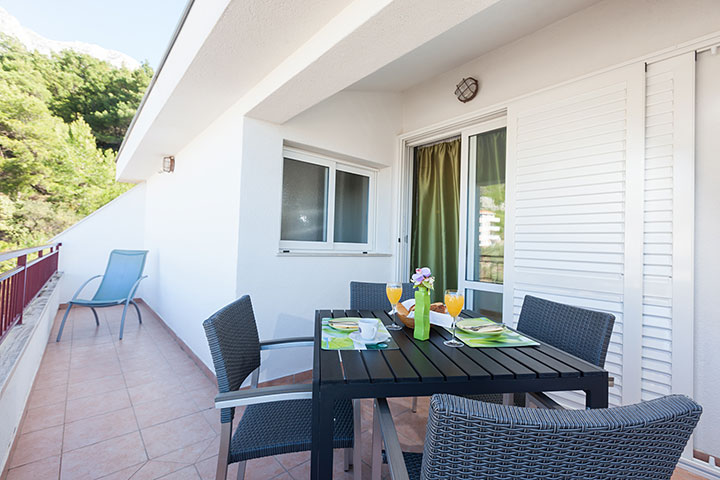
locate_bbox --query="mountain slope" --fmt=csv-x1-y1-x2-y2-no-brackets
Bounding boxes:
0,6,140,69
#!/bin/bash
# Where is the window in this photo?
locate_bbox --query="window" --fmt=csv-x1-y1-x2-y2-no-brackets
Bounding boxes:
466,127,506,284
280,147,375,251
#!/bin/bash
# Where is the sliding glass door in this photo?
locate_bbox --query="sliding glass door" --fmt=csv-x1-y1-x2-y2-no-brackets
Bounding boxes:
459,118,507,322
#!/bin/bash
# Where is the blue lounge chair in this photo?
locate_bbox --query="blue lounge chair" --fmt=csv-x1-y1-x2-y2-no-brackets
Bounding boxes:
56,249,148,341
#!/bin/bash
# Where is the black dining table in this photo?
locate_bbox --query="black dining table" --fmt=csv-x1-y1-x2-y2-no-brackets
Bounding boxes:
310,308,609,479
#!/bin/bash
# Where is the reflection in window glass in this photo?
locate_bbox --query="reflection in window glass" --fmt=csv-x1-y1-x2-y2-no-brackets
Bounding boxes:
467,128,506,284
465,289,503,323
281,158,328,241
334,170,369,243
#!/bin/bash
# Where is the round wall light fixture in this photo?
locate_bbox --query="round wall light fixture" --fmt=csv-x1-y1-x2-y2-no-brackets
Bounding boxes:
454,77,479,103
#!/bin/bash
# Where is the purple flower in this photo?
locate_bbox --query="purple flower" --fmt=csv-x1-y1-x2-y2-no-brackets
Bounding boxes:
411,272,424,284
420,267,431,277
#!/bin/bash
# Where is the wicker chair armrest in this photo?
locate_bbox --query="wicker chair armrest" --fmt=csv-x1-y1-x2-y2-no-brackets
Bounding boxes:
215,384,312,409
375,398,411,480
259,337,314,350
526,392,565,410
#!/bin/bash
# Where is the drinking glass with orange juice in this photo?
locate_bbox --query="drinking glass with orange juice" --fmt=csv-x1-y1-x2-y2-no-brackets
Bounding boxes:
385,283,404,330
444,289,465,347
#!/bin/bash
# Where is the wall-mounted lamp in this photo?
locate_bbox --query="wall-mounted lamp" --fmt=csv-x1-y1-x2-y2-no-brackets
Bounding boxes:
162,156,175,173
454,77,479,103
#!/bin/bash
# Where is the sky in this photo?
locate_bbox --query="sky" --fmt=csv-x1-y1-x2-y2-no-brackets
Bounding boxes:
0,0,188,67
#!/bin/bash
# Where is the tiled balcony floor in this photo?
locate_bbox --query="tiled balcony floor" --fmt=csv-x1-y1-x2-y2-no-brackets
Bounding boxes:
3,303,705,480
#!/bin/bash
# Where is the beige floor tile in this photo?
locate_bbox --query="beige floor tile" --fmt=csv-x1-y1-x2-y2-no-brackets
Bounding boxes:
128,378,185,405
60,431,147,480
9,425,63,468
6,454,60,480
27,383,67,409
140,412,216,458
276,451,311,471
133,390,201,429
66,374,126,401
159,465,202,479
193,456,238,480
62,407,138,452
22,402,65,434
65,389,132,423
126,460,188,479
95,463,143,480
154,438,215,465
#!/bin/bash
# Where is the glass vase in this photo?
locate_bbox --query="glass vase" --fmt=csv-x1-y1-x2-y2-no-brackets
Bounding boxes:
413,286,430,340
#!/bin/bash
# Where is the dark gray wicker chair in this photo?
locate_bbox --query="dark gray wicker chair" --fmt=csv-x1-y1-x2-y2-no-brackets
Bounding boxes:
203,295,359,480
374,393,701,480
350,281,415,311
467,294,616,408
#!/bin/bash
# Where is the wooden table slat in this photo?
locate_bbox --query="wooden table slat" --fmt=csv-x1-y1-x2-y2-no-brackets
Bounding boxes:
480,348,537,379
372,310,444,382
433,327,515,379
316,310,345,384
360,351,395,383
500,348,559,378
534,344,606,377
381,350,420,383
521,347,581,377
399,329,468,382
426,331,491,380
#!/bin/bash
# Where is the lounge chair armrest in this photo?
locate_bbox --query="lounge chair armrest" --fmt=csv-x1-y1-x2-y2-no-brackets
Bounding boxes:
375,398,410,480
259,337,314,350
214,384,312,409
128,275,148,299
526,392,565,410
70,275,104,301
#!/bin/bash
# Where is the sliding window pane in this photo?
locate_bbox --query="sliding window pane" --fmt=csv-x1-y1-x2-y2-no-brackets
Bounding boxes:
466,128,506,284
465,289,503,323
334,170,369,243
281,158,328,242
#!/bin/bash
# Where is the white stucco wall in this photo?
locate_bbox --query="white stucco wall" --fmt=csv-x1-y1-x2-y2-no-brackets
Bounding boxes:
694,49,720,457
400,0,720,133
238,91,402,380
140,105,244,368
53,184,146,302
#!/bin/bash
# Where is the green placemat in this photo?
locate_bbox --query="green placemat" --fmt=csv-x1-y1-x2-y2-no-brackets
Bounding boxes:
444,317,539,348
321,318,399,350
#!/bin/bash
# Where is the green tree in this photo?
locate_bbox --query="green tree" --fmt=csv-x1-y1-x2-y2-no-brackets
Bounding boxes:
0,35,150,250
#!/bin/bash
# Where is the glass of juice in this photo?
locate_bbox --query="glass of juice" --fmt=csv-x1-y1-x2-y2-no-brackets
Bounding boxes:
385,283,404,330
444,289,464,347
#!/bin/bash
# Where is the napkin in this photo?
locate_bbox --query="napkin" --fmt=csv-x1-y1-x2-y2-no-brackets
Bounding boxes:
400,299,454,329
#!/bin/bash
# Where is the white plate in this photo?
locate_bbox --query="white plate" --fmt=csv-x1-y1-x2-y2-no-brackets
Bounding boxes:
349,330,391,345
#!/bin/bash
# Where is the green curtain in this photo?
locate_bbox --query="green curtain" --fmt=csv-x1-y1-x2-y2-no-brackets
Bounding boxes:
410,139,461,302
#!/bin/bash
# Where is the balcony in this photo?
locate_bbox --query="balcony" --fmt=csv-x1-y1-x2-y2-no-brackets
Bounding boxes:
0,252,705,480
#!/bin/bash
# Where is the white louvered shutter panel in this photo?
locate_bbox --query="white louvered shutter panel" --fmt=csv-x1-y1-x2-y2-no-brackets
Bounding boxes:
641,53,695,402
504,65,646,407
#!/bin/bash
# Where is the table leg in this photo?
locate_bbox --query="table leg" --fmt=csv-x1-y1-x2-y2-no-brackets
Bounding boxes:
311,391,335,479
585,377,609,409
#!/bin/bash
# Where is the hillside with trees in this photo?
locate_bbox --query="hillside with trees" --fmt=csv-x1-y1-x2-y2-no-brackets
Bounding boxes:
0,35,152,250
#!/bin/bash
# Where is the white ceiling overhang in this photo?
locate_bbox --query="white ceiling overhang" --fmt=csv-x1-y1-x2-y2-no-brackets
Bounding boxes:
116,0,598,181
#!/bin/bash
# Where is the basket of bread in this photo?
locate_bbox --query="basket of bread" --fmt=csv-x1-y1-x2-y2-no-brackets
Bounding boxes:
395,301,448,329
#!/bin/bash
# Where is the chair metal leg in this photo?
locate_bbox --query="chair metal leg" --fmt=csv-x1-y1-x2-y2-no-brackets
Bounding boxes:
119,301,130,340
216,422,231,480
371,401,383,480
411,396,418,413
90,307,99,326
353,399,362,480
236,461,246,480
56,303,73,342
131,300,142,324
344,448,352,471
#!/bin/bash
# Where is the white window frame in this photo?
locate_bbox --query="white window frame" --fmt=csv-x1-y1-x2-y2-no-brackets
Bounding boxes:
279,147,377,253
458,117,508,299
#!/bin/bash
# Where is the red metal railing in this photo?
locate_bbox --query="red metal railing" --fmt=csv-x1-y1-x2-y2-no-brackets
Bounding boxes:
0,243,61,344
